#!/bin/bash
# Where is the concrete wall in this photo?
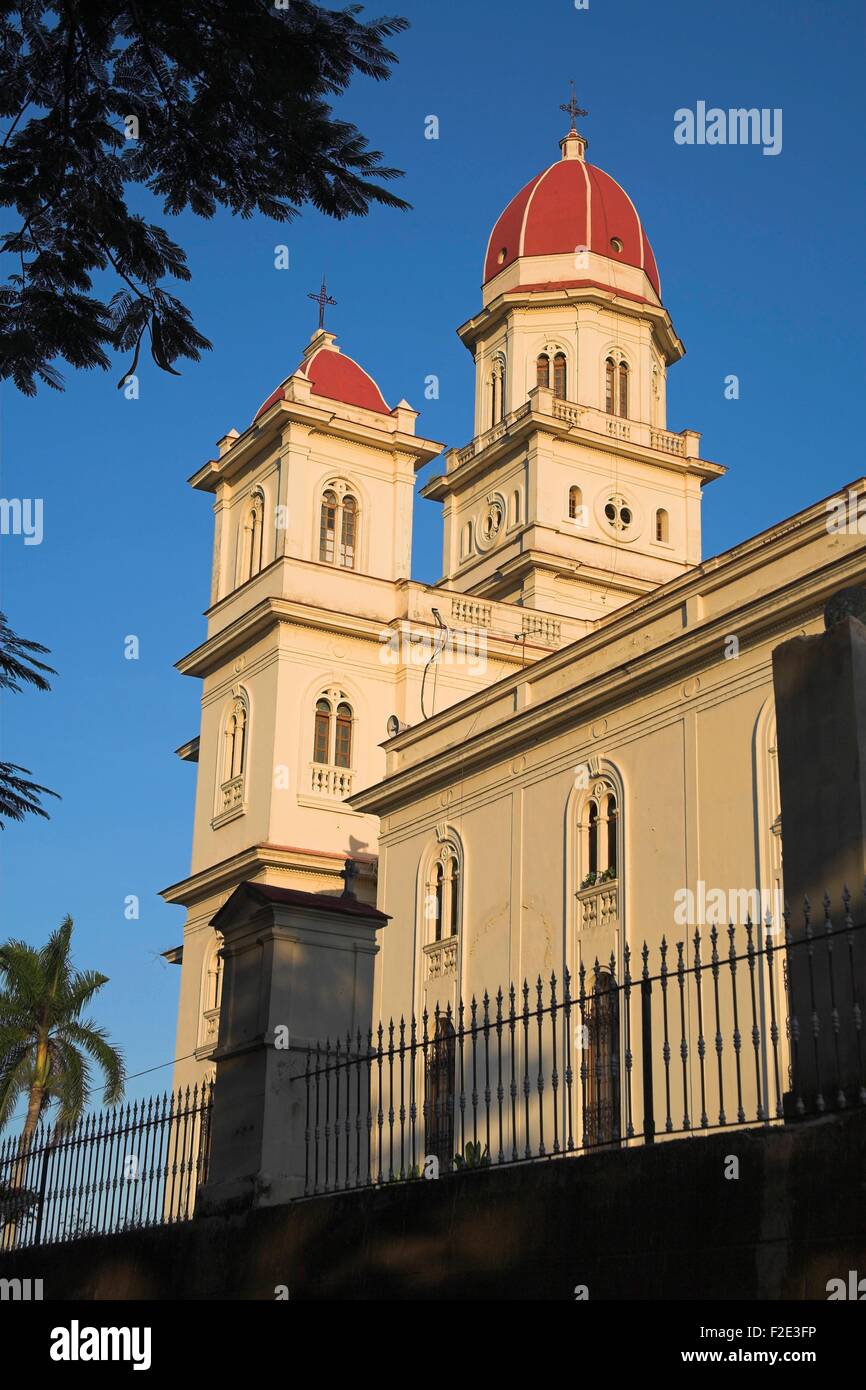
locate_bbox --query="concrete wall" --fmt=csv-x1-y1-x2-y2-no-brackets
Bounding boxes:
4,1110,866,1301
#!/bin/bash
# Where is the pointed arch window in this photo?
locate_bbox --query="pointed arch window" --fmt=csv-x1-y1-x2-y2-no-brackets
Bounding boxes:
553,352,567,400
224,698,247,782
199,936,224,1052
655,508,669,543
215,690,249,823
536,353,550,389
568,485,583,521
242,491,265,583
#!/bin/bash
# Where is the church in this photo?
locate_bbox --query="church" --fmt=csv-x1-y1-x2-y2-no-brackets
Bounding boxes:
162,109,866,1128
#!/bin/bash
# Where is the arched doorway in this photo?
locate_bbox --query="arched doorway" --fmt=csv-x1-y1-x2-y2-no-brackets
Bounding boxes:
425,1014,456,1168
584,970,621,1148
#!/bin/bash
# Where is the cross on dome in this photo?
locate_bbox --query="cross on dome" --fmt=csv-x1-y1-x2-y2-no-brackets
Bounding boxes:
559,80,588,132
307,274,337,331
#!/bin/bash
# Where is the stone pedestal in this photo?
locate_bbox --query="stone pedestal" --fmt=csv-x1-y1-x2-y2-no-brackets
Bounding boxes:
198,882,387,1212
772,601,866,1114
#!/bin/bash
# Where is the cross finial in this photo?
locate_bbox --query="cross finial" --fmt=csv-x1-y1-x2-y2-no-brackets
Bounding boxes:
560,80,588,132
307,274,337,331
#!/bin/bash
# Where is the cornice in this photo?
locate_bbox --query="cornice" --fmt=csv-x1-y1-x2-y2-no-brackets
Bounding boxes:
161,841,378,909
457,282,684,363
190,399,443,492
421,409,723,501
349,494,866,815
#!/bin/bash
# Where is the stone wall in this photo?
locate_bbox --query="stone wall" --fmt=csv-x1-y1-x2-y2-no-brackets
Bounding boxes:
3,1109,866,1300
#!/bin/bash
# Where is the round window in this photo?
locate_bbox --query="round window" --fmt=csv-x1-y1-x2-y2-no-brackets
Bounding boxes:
610,236,624,253
603,496,634,533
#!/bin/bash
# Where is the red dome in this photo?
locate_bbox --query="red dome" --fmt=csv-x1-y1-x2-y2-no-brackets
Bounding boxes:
484,146,661,298
254,342,390,421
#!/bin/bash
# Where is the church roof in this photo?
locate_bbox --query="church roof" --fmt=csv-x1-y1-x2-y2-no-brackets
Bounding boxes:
254,338,390,421
483,134,661,298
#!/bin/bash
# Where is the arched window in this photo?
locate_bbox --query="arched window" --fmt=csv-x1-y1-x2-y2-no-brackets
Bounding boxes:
319,490,337,564
312,690,354,769
448,854,460,938
216,690,249,821
224,697,247,782
568,485,583,520
433,861,444,935
651,366,661,426
553,352,567,400
536,353,550,389
605,355,630,417
580,779,620,889
490,354,506,425
606,793,618,878
313,698,331,764
205,943,223,1014
618,361,629,418
587,801,598,877
655,508,669,543
199,937,224,1051
319,486,359,569
335,702,353,768
243,491,265,582
605,357,616,414
425,841,461,945
340,495,357,569
310,690,355,798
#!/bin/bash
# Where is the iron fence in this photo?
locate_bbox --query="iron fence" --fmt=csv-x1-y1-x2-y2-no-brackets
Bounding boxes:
300,904,866,1195
0,1081,213,1251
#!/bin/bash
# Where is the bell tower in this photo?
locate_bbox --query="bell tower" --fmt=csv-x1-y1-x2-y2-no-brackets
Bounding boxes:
425,105,724,621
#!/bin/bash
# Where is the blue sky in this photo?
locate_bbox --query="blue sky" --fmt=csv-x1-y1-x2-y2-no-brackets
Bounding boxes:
1,0,864,1114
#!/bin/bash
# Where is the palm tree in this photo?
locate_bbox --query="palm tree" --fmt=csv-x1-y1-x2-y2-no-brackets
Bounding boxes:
0,916,125,1193
0,610,58,826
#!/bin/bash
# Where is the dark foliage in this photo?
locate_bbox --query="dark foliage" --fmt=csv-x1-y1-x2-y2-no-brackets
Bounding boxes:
0,1,409,393
0,611,57,824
